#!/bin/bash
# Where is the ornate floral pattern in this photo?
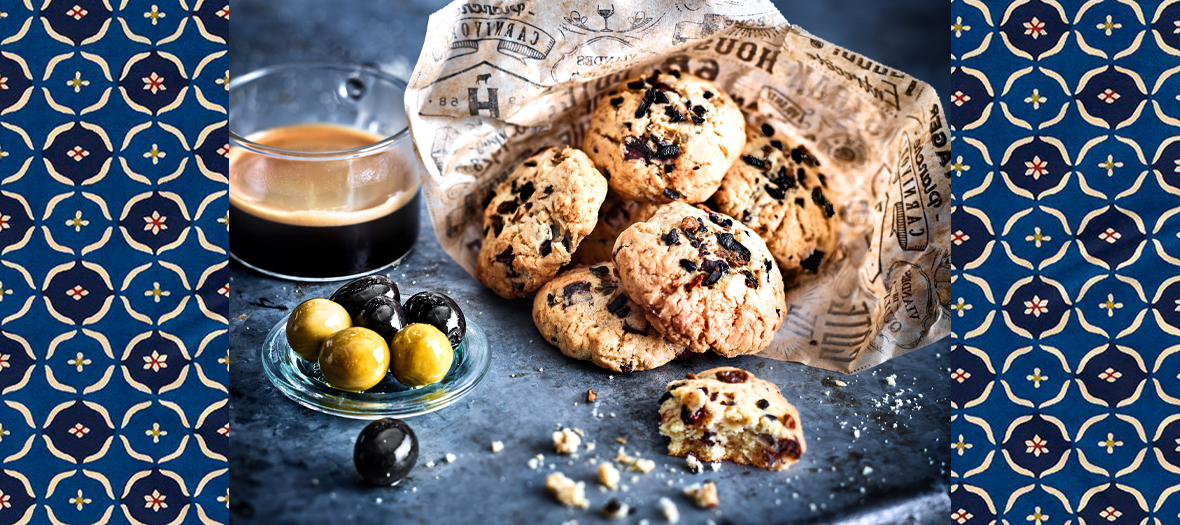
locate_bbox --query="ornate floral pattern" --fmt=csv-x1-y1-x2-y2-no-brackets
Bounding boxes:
952,0,1180,522
0,1,228,524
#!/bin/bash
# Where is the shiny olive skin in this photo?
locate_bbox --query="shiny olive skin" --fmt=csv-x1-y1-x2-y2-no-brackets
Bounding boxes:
329,275,399,318
286,298,352,361
354,418,418,486
355,295,408,341
402,291,465,348
318,327,390,392
389,324,454,387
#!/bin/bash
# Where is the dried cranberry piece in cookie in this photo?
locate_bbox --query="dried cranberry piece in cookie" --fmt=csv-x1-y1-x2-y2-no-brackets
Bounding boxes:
714,369,748,383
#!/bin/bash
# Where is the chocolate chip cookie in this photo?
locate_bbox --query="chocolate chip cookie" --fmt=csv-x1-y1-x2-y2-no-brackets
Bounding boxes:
533,263,688,373
583,70,745,204
571,191,662,265
712,124,839,280
476,146,608,299
613,202,785,357
658,367,806,471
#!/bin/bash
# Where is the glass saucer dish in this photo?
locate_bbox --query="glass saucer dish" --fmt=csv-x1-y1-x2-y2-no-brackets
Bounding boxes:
261,315,490,419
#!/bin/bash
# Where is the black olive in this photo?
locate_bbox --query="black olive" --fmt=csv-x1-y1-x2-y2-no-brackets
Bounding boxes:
354,418,418,486
329,275,399,318
354,295,408,341
403,291,466,348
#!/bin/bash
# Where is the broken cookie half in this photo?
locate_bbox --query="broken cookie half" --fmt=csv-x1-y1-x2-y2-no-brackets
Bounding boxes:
657,366,806,471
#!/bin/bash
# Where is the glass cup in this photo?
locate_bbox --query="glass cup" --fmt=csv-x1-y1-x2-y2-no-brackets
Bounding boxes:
228,62,422,281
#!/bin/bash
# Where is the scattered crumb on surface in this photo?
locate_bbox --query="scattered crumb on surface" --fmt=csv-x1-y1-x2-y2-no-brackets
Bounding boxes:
425,461,435,468
659,498,680,523
445,453,456,463
528,454,545,470
886,374,897,387
862,466,874,475
629,458,655,473
554,428,582,454
616,437,627,444
491,441,504,453
684,482,719,508
835,380,847,387
686,454,703,474
547,472,589,508
598,463,620,490
586,442,596,452
600,498,630,519
587,389,597,402
573,428,585,437
710,462,720,471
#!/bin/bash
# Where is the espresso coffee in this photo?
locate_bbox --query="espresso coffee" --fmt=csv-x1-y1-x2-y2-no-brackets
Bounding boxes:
229,124,420,279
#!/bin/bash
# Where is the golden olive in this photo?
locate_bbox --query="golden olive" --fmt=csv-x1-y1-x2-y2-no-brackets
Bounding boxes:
319,327,391,392
286,298,352,361
389,323,454,387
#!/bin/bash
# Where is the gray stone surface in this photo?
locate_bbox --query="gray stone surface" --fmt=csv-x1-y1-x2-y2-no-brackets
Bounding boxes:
228,1,951,523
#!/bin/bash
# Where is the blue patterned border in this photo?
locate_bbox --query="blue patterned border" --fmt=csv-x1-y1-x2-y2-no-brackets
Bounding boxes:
951,0,1180,523
0,1,227,524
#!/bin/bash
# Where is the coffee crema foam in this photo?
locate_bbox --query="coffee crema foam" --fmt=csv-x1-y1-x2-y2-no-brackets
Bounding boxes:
229,123,418,227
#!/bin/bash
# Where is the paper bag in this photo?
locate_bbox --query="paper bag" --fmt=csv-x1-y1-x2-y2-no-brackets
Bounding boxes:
404,0,951,373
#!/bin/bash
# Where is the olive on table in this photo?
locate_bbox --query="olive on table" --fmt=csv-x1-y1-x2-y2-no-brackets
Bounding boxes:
286,298,351,361
402,291,466,348
329,275,400,318
354,295,408,341
318,327,391,392
354,418,418,486
388,323,454,387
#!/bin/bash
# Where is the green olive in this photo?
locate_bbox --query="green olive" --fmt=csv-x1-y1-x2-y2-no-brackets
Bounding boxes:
286,298,352,361
319,327,391,392
389,323,454,387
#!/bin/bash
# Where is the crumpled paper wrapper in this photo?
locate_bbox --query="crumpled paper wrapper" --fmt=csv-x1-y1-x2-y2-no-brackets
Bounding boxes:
404,0,951,373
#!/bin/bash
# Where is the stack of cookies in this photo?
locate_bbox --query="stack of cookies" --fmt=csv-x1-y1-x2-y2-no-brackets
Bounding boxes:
474,69,841,372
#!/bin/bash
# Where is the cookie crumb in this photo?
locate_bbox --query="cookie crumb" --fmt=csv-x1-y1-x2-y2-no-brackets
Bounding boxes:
885,375,897,387
684,482,718,508
616,437,627,444
528,454,545,469
425,461,435,468
546,472,589,508
659,497,680,523
835,380,847,387
600,498,630,519
586,442,597,452
629,458,655,473
862,466,874,475
686,454,703,474
554,428,582,454
445,453,457,463
491,441,504,453
588,389,597,402
598,463,620,490
573,428,585,437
